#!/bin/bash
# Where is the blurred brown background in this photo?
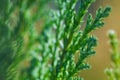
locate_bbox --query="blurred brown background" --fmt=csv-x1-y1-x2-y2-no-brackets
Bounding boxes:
80,0,120,80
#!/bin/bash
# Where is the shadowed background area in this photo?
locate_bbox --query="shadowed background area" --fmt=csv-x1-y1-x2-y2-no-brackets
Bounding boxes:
81,0,120,80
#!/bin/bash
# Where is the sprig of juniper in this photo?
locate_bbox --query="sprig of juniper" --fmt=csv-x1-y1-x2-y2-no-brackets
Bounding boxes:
37,0,111,80
105,30,120,80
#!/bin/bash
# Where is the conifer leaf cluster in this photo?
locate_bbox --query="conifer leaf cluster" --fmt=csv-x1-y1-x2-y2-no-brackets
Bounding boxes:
35,0,111,80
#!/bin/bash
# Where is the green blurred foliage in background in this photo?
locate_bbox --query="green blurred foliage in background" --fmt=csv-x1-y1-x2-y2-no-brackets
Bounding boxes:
0,0,53,79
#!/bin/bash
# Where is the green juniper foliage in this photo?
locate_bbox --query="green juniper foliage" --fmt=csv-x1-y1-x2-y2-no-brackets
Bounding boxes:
105,30,120,80
36,0,111,80
0,0,111,80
